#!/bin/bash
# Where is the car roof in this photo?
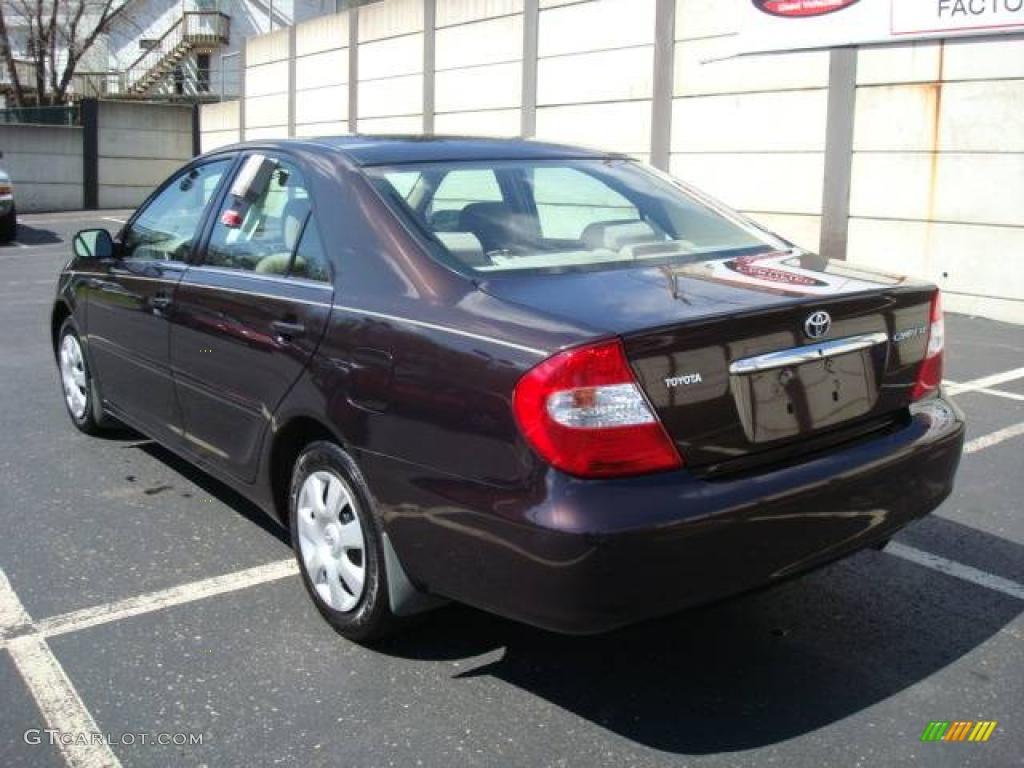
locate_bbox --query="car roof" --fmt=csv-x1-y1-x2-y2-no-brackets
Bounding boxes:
213,135,626,167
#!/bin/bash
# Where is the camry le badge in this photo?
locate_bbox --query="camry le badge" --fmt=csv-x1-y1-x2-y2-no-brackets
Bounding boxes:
804,311,831,339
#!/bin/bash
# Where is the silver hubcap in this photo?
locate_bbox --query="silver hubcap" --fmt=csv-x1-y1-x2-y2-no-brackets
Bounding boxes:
296,470,366,612
59,334,88,420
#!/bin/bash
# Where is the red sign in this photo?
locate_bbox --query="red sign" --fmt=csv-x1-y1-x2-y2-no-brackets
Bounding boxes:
753,0,859,18
726,255,828,287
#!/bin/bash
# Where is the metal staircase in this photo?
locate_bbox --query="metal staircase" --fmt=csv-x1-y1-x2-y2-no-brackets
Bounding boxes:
122,11,230,96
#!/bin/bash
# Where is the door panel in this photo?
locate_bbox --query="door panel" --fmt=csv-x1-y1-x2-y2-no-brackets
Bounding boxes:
169,155,334,481
86,158,231,443
87,261,185,442
170,271,332,480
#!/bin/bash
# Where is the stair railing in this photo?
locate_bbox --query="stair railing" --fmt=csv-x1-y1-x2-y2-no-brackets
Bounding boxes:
119,11,231,96
121,16,185,93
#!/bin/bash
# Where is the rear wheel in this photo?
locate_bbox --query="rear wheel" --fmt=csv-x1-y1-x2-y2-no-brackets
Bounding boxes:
288,441,396,641
57,319,106,435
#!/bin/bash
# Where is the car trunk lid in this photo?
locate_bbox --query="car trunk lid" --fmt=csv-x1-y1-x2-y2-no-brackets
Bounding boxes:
481,250,938,471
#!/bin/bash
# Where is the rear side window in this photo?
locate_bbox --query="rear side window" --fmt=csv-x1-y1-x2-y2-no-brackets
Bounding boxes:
291,220,330,283
205,157,314,278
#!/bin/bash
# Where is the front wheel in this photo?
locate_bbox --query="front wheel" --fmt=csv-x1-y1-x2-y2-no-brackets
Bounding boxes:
288,441,396,642
57,319,106,435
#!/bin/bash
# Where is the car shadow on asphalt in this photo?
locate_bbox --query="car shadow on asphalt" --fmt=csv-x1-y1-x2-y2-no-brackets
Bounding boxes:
128,434,1021,755
136,440,290,546
0,223,62,247
370,517,1021,755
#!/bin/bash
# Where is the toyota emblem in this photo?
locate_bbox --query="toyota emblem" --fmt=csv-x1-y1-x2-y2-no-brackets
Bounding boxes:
804,311,831,339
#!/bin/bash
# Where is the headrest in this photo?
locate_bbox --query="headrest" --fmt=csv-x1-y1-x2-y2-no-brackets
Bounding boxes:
435,231,487,267
581,219,660,252
458,202,541,252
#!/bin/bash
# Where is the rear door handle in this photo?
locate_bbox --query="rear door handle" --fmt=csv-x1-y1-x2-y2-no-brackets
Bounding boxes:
271,319,305,341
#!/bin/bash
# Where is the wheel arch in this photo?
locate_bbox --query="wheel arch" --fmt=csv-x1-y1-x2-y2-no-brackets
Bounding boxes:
266,412,445,617
266,413,346,527
50,300,72,357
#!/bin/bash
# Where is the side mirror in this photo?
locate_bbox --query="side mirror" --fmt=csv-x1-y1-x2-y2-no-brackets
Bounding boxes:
73,228,114,260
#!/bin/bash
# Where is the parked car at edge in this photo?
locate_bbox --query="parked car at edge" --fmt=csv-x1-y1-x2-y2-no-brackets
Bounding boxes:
52,137,965,640
0,164,16,242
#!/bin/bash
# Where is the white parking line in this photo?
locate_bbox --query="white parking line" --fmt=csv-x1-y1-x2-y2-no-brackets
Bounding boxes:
887,543,1024,601
0,571,122,768
960,386,1024,403
34,559,298,640
101,217,126,225
0,570,32,638
945,366,1024,396
963,421,1024,455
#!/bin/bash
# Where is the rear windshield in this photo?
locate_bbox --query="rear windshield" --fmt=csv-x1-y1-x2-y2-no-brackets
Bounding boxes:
365,158,784,276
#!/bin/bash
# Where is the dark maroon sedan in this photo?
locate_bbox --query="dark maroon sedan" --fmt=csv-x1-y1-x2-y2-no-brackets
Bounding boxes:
52,137,964,639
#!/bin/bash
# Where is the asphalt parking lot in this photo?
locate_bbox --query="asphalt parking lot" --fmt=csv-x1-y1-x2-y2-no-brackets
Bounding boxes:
1,210,1022,768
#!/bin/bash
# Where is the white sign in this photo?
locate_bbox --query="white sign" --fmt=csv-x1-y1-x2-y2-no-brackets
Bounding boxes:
737,0,1024,56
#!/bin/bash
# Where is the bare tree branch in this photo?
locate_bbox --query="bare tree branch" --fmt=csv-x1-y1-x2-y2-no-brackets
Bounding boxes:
45,0,58,96
0,2,25,106
56,0,131,102
0,0,131,105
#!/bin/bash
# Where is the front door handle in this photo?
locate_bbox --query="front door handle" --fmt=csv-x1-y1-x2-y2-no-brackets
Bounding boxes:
271,319,305,341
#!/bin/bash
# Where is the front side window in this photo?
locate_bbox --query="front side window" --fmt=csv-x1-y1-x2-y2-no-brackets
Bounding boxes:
205,156,319,278
366,159,782,275
122,159,230,262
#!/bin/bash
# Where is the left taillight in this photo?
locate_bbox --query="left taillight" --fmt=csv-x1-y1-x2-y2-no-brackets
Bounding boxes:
912,290,944,401
512,339,683,478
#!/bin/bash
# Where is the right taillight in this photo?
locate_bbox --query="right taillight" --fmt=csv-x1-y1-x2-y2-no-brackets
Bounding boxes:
512,339,683,478
912,290,944,401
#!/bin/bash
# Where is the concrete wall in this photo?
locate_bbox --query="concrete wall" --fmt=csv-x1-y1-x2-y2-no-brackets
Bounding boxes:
0,100,194,212
96,101,194,209
295,12,350,136
200,0,1024,323
199,100,242,151
535,0,655,160
245,28,292,139
434,0,522,137
671,0,830,255
847,38,1024,322
356,0,425,133
0,125,84,212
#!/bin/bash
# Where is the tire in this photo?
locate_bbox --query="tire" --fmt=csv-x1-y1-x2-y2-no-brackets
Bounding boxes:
57,318,106,435
0,206,15,243
871,537,891,552
288,441,396,642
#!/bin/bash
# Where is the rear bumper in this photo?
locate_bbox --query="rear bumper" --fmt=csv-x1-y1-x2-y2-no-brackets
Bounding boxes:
410,397,964,634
